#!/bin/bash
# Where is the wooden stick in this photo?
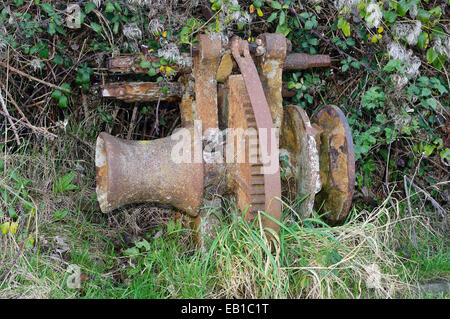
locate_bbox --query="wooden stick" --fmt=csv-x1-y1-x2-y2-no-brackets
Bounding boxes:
0,89,21,145
0,109,57,140
0,60,71,93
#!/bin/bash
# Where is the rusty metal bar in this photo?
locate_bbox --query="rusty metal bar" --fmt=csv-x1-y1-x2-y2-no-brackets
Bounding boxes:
107,52,330,74
102,81,296,103
101,82,183,102
107,54,190,74
283,53,331,70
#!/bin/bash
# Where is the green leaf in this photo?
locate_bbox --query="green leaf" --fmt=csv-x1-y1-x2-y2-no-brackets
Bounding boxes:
84,2,97,14
147,68,156,77
112,3,121,12
426,47,438,64
423,144,435,156
123,247,140,257
304,20,314,30
396,0,409,17
337,17,350,36
60,83,72,93
105,2,115,13
308,38,318,46
383,59,403,72
40,3,54,15
270,1,282,9
422,97,437,109
383,10,398,24
51,90,62,99
417,9,431,24
53,55,63,65
421,88,432,97
279,11,285,26
253,0,263,8
135,239,151,251
54,209,69,220
139,60,151,69
417,32,428,50
58,95,68,108
440,148,450,162
90,22,102,34
267,12,278,23
54,172,79,192
8,207,16,219
47,22,56,36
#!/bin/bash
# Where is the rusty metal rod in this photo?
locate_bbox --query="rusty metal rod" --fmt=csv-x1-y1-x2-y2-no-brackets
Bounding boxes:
107,52,330,74
102,82,184,102
102,81,296,102
283,53,331,70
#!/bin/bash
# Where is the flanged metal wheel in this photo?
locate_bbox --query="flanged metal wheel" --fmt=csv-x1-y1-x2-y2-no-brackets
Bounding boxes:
312,105,355,224
280,105,321,219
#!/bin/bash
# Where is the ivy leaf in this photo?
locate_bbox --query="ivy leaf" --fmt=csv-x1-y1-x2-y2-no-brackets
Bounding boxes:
90,22,103,34
8,207,16,219
279,10,285,26
417,32,429,50
426,48,438,64
61,83,72,93
51,89,62,99
147,68,156,77
422,97,437,109
47,22,56,36
423,144,435,156
304,20,314,30
383,10,398,24
139,60,151,69
440,148,450,162
396,0,410,17
417,9,431,24
267,12,278,23
105,2,115,13
270,1,282,9
84,2,97,14
40,3,54,15
337,17,350,36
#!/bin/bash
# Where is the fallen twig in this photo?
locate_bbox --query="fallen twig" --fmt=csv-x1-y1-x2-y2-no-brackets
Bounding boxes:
0,109,57,140
0,89,21,145
0,60,71,94
404,176,448,231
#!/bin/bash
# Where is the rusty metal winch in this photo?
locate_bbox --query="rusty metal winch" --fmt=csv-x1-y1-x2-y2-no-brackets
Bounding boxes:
95,33,355,244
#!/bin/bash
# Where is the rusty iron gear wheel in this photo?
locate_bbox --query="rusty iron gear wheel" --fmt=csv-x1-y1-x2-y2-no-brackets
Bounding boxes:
312,105,355,225
229,37,282,233
226,75,278,228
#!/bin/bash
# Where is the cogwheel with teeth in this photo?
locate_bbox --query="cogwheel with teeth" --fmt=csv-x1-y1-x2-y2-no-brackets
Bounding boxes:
226,74,277,223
